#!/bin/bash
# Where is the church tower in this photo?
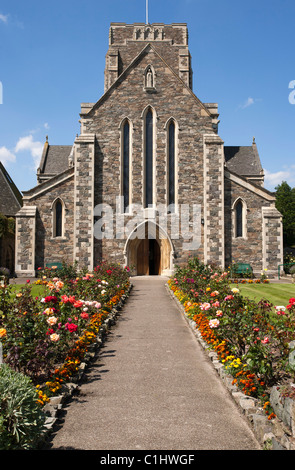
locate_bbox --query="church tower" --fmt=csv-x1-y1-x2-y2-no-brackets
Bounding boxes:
104,23,193,91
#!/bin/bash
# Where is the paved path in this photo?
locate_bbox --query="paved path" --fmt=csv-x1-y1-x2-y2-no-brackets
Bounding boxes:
45,276,261,451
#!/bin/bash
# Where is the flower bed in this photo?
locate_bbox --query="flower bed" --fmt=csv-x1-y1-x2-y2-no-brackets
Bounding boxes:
0,262,131,408
168,258,295,423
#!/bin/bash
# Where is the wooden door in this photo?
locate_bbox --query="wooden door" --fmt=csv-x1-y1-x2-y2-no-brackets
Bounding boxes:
149,239,161,275
137,239,149,275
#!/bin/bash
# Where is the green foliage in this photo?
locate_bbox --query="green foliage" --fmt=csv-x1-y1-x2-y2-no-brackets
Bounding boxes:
275,181,295,247
36,260,79,280
0,364,45,450
0,213,15,239
170,257,295,391
1,261,130,384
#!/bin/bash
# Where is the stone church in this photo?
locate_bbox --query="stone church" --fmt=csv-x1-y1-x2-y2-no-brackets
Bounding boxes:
15,22,283,277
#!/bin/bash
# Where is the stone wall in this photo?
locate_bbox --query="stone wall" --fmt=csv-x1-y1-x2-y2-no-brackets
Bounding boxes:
33,177,75,269
15,171,75,276
203,134,224,268
15,206,37,277
105,23,192,91
262,207,284,277
224,171,282,274
83,42,214,272
74,135,95,271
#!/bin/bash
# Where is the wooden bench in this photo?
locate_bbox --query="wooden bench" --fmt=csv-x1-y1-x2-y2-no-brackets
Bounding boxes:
45,262,63,270
232,263,253,277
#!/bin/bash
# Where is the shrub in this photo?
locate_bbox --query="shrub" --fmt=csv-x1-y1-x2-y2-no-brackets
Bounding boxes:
0,364,46,449
169,257,295,418
1,261,131,392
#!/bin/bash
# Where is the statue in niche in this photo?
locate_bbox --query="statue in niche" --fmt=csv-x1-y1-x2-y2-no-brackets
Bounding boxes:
144,27,151,40
146,66,154,88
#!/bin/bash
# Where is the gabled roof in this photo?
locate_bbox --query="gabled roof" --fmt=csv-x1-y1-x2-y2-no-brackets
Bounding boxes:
224,142,263,177
80,42,211,118
23,167,74,201
37,137,72,182
224,167,275,201
0,161,23,216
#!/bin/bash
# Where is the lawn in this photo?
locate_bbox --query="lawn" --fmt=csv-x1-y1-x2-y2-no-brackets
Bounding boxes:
231,282,295,307
9,283,48,299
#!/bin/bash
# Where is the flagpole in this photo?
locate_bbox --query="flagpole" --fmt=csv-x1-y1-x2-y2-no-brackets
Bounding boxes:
146,0,149,24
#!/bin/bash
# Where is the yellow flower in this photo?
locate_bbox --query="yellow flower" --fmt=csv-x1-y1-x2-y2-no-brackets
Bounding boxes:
231,287,239,294
0,328,7,338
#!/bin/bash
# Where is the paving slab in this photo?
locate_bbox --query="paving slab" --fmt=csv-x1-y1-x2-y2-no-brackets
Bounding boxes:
45,276,261,451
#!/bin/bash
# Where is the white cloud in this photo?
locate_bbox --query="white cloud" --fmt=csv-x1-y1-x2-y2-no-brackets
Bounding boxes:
264,169,294,188
15,135,43,169
0,146,16,165
0,14,8,23
241,97,255,109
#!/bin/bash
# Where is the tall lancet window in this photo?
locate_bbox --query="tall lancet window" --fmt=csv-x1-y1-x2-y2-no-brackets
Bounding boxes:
145,109,153,207
235,200,243,238
54,199,63,238
168,120,176,207
123,120,130,212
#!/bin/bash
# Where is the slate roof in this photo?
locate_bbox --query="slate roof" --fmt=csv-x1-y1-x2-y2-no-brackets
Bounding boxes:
0,162,23,216
37,139,72,182
224,143,263,177
36,140,264,184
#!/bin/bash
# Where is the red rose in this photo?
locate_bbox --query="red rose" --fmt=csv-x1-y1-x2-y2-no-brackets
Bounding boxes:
44,296,58,303
65,322,78,333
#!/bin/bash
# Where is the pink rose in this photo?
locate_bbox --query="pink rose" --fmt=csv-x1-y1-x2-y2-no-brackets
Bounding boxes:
261,337,270,344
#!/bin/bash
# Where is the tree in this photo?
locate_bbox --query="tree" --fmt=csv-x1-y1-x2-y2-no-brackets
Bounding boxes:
275,181,295,247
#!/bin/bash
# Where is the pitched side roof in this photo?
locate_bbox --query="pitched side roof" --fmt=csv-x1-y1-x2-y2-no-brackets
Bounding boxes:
0,162,23,216
224,143,263,177
37,138,72,182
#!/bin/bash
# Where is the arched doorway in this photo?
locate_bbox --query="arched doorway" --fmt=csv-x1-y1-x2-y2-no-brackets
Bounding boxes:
124,221,174,276
137,238,161,275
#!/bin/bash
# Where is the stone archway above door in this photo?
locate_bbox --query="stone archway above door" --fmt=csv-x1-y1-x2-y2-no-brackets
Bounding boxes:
124,221,174,276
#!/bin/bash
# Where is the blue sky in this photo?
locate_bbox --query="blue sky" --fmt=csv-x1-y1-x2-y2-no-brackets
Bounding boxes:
0,0,294,193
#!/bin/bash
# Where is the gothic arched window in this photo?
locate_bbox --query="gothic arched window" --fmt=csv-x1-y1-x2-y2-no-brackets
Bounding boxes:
145,109,153,207
123,120,130,212
53,199,63,238
168,120,176,207
235,200,243,238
